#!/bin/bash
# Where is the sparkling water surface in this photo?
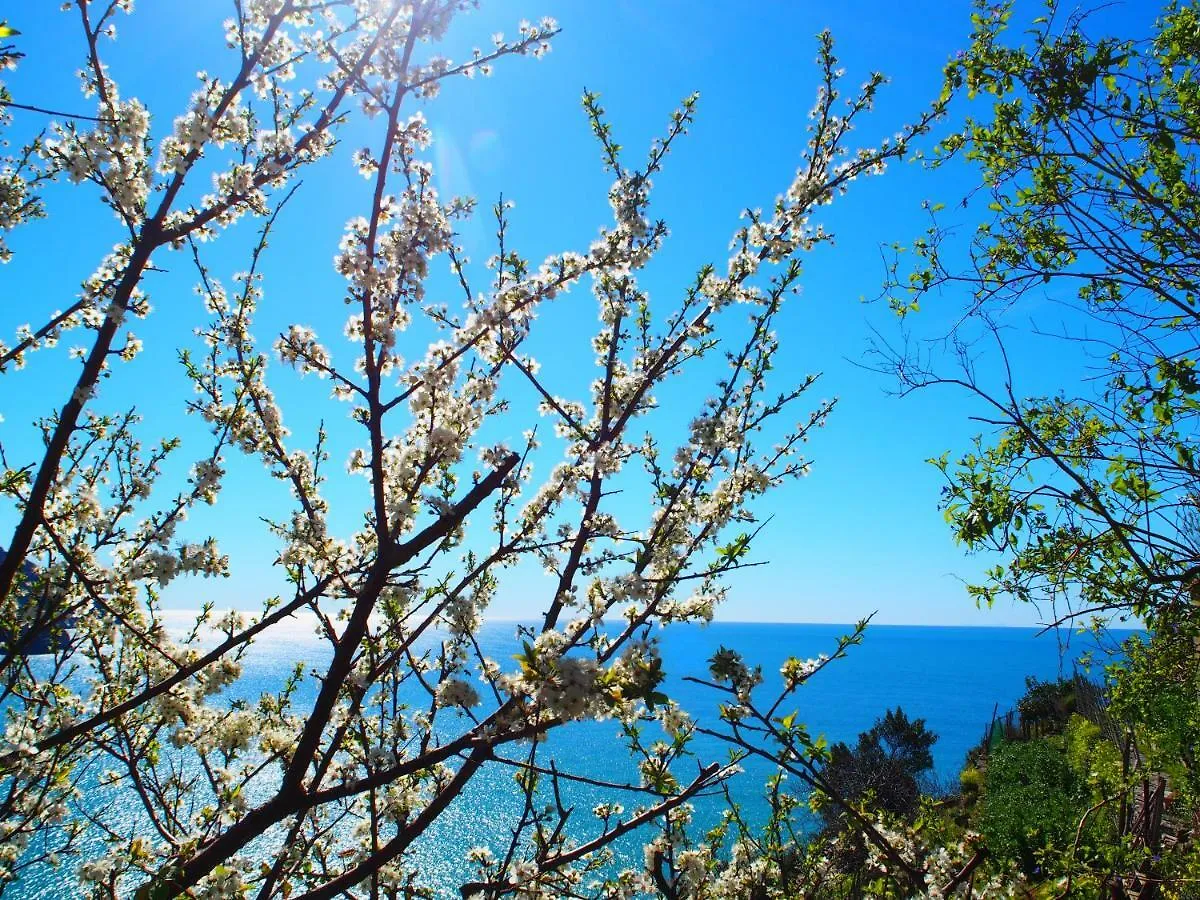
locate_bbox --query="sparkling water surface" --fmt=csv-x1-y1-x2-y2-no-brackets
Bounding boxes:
11,620,1126,897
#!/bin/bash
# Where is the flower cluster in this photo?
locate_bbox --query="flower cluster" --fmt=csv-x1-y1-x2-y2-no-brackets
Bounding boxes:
157,76,252,175
42,97,151,217
780,654,828,690
126,538,228,588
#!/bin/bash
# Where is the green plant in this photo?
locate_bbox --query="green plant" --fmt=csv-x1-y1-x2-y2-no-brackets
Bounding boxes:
1063,714,1123,795
980,740,1089,878
959,766,985,803
819,707,938,829
1108,615,1200,803
1016,677,1075,732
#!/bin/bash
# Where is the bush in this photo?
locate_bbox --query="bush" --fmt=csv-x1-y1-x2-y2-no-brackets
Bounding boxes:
959,765,985,802
1016,676,1076,734
980,740,1088,877
1064,714,1123,795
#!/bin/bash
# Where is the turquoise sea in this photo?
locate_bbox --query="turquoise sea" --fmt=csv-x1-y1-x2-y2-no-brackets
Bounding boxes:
11,621,1130,898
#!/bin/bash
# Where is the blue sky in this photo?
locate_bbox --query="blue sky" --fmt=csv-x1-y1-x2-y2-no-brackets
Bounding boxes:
0,0,1158,626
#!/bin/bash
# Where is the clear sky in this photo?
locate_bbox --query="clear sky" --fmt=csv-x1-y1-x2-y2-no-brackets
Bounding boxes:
0,0,1158,626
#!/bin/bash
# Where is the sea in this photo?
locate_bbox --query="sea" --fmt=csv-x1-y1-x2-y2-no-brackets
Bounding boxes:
9,620,1133,898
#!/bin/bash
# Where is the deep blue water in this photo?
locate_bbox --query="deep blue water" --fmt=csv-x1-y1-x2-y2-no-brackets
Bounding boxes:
11,621,1129,897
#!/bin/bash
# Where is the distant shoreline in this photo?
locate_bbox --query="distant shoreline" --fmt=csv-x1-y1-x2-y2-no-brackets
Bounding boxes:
150,608,1144,633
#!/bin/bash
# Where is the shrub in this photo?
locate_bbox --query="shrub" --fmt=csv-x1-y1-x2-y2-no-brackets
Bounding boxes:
980,740,1088,877
1063,714,1123,795
1016,676,1076,734
959,766,985,803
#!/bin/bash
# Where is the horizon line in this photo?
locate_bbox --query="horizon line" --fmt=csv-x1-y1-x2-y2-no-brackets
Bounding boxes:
151,608,1140,632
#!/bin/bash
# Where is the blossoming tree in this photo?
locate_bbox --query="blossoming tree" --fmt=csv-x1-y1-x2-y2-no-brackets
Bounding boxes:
0,1,944,896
